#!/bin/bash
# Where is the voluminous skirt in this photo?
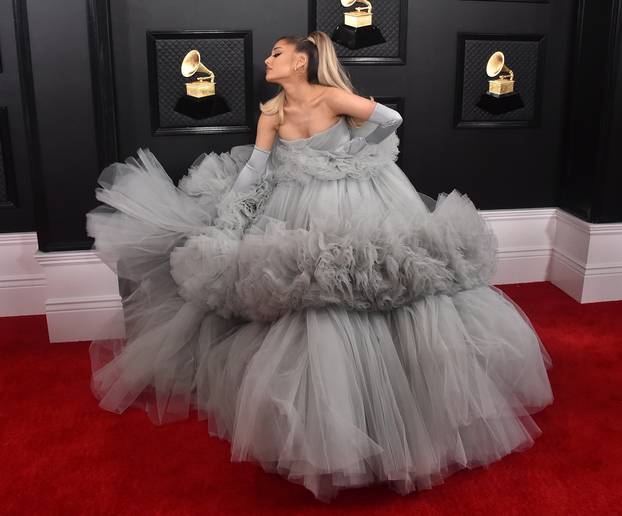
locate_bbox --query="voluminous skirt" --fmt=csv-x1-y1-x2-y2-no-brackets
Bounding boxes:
86,135,553,502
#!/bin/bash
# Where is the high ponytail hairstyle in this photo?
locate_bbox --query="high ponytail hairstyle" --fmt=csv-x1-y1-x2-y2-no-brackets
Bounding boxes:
259,31,373,129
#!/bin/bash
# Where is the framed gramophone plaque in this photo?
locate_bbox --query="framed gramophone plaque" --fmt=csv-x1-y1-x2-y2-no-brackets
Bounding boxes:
454,33,546,128
308,0,408,64
146,30,253,136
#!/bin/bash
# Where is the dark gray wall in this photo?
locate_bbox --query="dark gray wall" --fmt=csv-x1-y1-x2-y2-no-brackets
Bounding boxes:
1,0,619,251
108,0,575,211
0,0,36,232
559,0,622,223
1,0,101,247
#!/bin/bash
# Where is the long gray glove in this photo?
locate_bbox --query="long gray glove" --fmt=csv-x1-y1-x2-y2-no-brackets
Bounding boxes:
231,145,271,193
365,102,403,143
343,102,403,155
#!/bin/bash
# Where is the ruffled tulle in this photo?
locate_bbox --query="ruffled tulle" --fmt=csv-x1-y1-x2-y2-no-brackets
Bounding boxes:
271,130,400,183
170,190,499,321
85,126,553,502
207,288,552,500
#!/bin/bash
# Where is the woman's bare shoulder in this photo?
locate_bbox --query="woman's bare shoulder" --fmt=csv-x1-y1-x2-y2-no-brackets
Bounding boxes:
318,85,343,101
320,86,373,117
258,111,279,132
255,112,279,151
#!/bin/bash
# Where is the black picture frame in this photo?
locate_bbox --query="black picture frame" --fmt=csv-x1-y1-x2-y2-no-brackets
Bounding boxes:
146,30,254,136
308,0,408,65
454,32,547,129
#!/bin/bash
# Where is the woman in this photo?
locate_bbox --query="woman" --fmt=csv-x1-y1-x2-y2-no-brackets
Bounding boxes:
86,31,554,502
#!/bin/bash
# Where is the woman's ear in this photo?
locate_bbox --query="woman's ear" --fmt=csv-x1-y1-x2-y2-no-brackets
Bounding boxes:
294,55,307,70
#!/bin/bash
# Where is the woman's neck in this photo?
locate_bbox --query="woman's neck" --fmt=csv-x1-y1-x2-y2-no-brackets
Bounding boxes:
282,81,319,109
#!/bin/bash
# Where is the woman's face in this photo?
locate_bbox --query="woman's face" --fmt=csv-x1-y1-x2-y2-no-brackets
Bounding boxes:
264,40,306,84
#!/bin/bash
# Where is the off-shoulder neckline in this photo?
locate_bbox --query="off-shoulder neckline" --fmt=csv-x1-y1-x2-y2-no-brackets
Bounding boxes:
277,117,345,143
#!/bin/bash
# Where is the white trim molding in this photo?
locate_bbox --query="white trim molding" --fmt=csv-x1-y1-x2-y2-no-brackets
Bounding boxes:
33,249,125,343
482,207,557,285
1,207,621,341
549,210,622,303
0,232,47,317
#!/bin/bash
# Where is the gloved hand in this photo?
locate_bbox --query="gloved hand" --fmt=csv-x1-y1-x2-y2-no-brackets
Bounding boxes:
232,145,270,193
364,102,403,144
334,103,403,157
232,164,260,193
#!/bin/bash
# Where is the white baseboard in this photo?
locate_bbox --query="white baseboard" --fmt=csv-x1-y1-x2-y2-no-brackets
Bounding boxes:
549,210,622,303
31,250,125,343
482,207,557,285
0,233,47,316
1,207,621,342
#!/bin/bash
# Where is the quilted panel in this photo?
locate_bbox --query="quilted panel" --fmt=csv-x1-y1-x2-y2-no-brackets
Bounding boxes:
460,38,542,122
153,36,247,128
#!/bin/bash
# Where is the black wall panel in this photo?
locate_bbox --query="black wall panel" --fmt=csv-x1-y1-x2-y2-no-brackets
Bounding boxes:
0,0,36,232
559,0,622,223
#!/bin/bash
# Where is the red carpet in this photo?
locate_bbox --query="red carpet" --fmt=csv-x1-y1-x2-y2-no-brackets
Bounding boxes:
1,282,621,515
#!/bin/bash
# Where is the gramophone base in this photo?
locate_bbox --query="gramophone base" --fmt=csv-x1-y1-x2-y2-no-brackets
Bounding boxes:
174,94,230,120
331,24,385,50
476,91,524,115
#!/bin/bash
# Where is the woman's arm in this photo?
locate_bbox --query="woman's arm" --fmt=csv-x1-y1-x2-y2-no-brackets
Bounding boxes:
231,113,277,193
326,87,403,146
364,102,403,144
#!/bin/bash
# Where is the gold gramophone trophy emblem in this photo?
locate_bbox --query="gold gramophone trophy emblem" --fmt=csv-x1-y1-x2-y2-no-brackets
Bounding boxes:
332,0,385,50
486,51,514,96
173,48,230,120
476,50,525,114
181,49,215,98
344,0,372,27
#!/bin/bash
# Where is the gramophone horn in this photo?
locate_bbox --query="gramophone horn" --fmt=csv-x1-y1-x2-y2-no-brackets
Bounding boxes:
486,51,505,77
181,49,211,77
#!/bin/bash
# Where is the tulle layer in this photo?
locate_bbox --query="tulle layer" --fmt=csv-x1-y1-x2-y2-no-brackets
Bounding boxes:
270,130,400,183
168,131,498,321
89,285,553,502
170,190,498,321
85,143,553,502
211,287,553,501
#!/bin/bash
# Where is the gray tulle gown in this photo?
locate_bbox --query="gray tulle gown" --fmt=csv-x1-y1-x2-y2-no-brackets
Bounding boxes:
86,115,554,502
